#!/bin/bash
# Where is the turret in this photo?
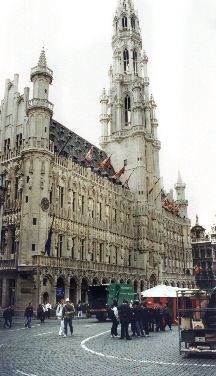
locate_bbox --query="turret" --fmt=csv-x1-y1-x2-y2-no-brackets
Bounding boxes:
26,48,53,145
174,171,188,218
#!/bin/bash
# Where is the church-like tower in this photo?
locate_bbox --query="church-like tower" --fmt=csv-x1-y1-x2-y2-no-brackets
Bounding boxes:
174,171,188,218
99,0,161,206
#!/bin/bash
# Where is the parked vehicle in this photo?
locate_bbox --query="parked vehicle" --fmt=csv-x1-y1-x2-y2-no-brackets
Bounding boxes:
86,283,135,321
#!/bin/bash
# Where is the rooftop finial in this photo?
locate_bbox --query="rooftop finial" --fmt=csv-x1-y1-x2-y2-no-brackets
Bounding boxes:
38,47,47,68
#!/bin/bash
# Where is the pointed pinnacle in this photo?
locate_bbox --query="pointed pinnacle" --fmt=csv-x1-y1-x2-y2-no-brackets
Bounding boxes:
38,47,47,68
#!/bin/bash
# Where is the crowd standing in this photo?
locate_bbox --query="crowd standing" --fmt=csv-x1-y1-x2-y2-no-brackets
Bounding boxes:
109,299,173,340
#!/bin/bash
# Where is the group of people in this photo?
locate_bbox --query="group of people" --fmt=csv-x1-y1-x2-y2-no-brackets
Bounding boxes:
56,298,75,337
36,302,52,323
109,299,172,340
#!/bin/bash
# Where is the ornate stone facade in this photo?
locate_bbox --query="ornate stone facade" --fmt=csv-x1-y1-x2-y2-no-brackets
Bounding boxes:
0,0,194,311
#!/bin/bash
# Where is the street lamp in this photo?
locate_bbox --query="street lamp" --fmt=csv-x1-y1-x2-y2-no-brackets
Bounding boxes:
0,174,7,260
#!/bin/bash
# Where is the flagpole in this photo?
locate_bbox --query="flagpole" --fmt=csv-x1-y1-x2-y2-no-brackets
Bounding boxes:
58,131,75,156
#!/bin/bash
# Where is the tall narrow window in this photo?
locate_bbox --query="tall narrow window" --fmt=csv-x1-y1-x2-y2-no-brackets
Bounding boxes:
131,17,135,30
71,238,74,260
11,229,15,254
128,254,131,266
81,195,85,215
133,50,138,73
99,243,103,262
81,239,85,260
122,17,127,29
123,49,129,73
125,96,131,126
59,187,64,208
72,192,76,212
15,177,19,200
57,235,63,257
115,247,118,264
99,203,102,221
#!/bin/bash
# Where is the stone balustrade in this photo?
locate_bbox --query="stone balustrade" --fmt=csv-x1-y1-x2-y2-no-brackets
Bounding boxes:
31,255,139,274
27,98,53,113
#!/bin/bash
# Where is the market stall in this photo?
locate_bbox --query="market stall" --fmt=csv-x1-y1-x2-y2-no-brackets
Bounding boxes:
141,284,186,324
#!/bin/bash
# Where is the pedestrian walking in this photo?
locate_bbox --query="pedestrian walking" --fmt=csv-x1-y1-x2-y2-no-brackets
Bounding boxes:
77,300,82,317
163,303,172,330
37,304,45,323
2,305,13,328
45,302,52,319
62,298,75,338
141,302,150,336
56,299,65,336
24,302,34,328
117,299,132,340
147,301,155,332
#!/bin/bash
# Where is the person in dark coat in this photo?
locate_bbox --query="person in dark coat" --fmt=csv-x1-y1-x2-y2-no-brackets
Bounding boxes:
24,302,34,328
2,306,13,328
155,302,164,332
133,301,144,336
117,299,132,340
141,302,150,336
147,301,155,332
163,303,172,330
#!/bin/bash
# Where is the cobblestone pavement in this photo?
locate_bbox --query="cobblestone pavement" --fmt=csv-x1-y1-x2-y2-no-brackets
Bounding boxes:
0,318,216,376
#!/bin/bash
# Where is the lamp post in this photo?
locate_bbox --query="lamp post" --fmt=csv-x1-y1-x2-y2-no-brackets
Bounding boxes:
0,174,7,260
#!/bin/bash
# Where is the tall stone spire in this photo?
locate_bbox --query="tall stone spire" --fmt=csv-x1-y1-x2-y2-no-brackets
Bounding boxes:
99,0,161,205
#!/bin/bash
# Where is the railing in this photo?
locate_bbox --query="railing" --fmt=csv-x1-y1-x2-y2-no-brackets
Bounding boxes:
31,255,140,274
27,98,53,113
0,259,16,269
31,66,53,77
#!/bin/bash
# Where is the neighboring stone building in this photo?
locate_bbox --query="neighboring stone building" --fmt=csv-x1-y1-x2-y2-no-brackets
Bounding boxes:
191,215,215,290
0,0,194,311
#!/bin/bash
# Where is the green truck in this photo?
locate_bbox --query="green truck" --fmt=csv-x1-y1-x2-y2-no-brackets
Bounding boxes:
86,283,136,321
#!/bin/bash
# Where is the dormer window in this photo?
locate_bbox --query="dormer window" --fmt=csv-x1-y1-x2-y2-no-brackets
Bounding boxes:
123,49,129,73
125,96,131,126
133,50,138,73
122,17,127,29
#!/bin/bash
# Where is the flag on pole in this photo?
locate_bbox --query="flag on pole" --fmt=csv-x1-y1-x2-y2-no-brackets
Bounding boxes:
148,177,160,194
45,215,55,256
123,169,135,188
45,225,53,257
98,155,111,171
84,146,93,166
111,166,125,180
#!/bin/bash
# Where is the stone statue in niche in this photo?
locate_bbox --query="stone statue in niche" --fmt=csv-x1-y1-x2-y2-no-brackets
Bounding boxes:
29,175,33,189
40,177,44,189
15,227,20,243
18,176,24,191
7,181,11,197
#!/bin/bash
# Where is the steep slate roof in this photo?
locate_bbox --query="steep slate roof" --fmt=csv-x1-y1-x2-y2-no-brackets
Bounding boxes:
49,119,116,178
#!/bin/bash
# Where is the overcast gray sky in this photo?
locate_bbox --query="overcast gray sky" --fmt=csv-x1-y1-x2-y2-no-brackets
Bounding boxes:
1,0,216,232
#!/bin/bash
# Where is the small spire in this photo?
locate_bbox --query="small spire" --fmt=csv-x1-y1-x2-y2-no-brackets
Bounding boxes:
195,214,199,225
177,171,182,184
38,47,47,68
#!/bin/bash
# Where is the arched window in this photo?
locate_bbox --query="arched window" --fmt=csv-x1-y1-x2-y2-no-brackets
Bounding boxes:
131,16,136,30
123,49,129,73
133,50,137,73
122,17,127,29
125,96,131,126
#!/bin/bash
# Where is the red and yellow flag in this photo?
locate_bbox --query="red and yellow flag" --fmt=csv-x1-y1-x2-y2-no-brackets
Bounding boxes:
98,156,111,171
112,166,125,180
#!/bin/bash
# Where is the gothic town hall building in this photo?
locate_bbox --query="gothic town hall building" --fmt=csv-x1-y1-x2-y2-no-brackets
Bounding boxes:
0,0,194,310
